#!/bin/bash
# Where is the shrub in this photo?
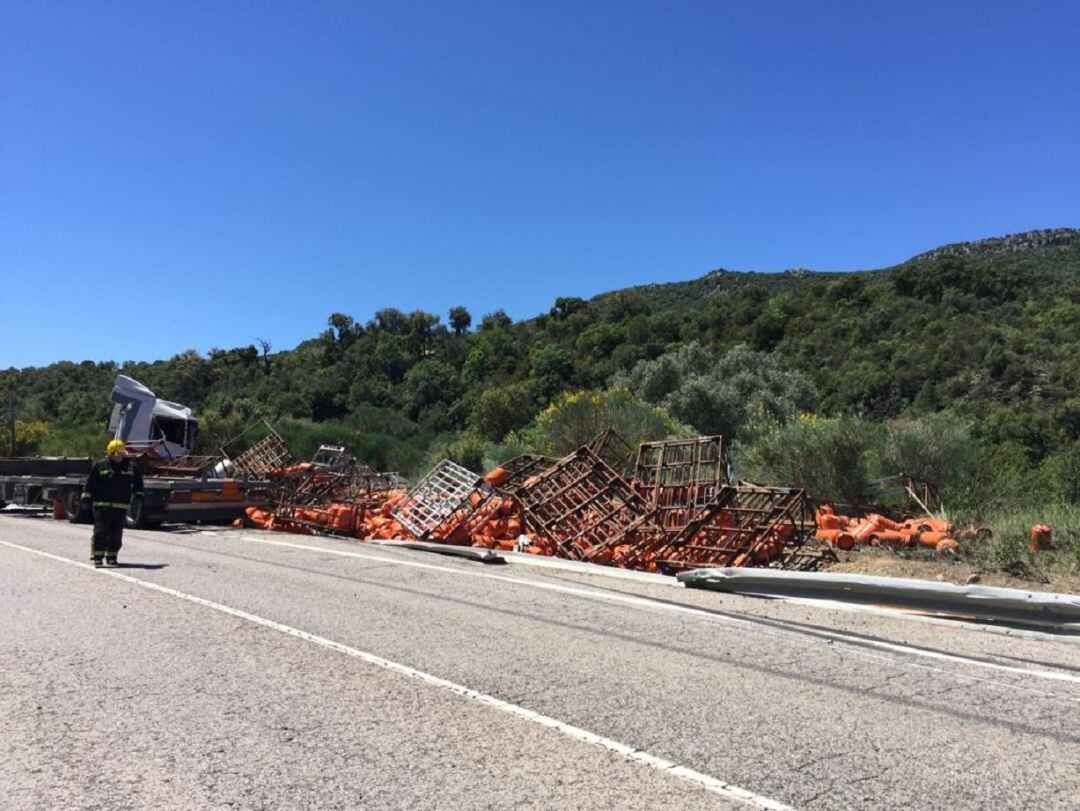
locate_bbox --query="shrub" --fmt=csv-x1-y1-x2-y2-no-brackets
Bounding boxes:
1041,444,1080,504
0,420,50,455
881,415,979,498
524,388,690,456
737,414,881,503
422,433,489,477
37,423,102,457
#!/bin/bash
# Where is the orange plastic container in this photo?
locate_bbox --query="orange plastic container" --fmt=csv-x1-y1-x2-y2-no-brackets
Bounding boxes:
484,467,511,487
918,530,951,548
1030,525,1053,551
814,529,856,551
815,505,845,531
868,530,911,548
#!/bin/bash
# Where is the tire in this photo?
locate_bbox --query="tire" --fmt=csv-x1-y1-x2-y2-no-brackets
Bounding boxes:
124,495,162,529
126,495,148,529
64,489,92,524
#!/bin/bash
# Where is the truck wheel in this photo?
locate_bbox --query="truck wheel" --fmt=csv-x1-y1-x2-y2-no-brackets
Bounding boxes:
126,495,149,529
125,495,161,529
65,490,92,524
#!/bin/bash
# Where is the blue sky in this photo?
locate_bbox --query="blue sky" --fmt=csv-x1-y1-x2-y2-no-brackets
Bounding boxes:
2,1,1078,368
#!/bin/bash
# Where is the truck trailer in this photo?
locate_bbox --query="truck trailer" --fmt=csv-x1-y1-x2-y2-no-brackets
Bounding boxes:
0,455,270,528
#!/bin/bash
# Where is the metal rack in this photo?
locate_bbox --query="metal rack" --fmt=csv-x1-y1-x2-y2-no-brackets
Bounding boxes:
516,447,663,561
585,427,634,478
392,459,492,541
492,454,561,495
633,436,728,537
622,484,816,572
223,419,293,479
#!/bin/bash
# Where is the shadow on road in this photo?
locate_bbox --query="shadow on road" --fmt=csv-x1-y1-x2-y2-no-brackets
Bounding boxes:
111,563,169,570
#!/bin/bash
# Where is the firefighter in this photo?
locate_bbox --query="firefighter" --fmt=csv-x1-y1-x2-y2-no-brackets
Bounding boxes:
82,439,144,567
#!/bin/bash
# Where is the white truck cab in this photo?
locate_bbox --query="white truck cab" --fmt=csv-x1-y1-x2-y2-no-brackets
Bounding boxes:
107,375,198,459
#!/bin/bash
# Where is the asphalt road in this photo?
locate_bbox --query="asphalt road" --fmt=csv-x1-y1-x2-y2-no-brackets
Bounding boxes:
2,512,1078,810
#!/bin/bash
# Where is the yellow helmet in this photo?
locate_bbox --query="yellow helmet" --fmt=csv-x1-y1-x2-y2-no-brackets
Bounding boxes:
107,439,126,455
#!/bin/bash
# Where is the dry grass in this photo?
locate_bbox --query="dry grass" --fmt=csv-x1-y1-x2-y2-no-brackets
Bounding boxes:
823,547,1080,595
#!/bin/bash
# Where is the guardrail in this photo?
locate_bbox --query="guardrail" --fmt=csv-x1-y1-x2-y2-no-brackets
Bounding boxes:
677,568,1080,628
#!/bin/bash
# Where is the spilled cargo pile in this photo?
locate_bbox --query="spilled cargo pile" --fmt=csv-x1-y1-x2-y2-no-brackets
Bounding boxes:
241,430,831,575
814,504,959,555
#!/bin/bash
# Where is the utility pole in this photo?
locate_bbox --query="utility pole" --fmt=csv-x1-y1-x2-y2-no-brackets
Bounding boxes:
6,388,15,457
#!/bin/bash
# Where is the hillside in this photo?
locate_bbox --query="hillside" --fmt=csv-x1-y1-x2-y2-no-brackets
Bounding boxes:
3,228,1078,483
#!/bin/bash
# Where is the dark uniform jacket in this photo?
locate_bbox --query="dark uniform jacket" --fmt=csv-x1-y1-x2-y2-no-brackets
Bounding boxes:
82,457,145,510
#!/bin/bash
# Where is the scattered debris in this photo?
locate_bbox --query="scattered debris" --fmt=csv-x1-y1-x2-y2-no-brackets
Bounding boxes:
585,427,635,478
815,504,959,555
483,454,560,495
130,450,223,478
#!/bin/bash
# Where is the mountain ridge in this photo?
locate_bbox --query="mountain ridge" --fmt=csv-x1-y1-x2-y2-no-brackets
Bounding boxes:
587,227,1079,313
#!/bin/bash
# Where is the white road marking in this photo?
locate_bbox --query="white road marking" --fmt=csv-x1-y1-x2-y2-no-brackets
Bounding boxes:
243,536,1080,688
1,540,794,811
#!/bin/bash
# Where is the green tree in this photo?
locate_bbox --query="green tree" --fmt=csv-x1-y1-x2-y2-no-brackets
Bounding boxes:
403,360,460,421
617,343,817,439
469,383,536,442
550,296,587,319
528,345,574,401
162,349,212,406
479,310,512,331
575,322,624,359
462,329,519,385
57,391,103,425
323,313,361,347
423,433,489,475
406,310,442,356
448,306,472,335
372,308,409,334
